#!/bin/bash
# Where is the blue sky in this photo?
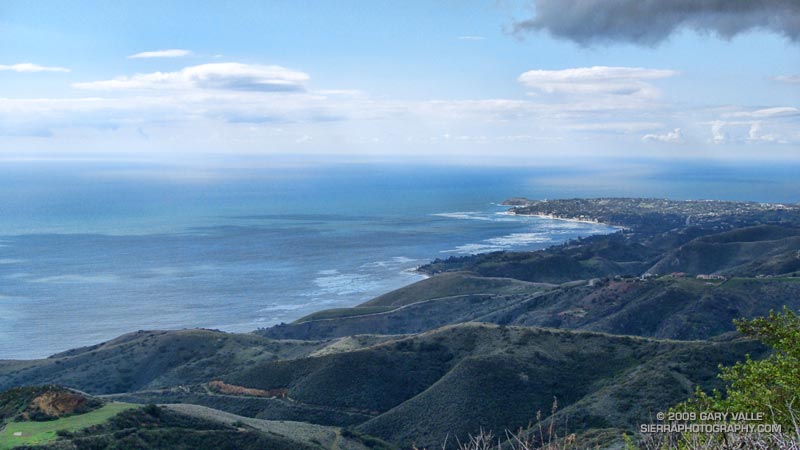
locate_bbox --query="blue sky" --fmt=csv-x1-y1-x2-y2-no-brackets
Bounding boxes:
1,0,798,165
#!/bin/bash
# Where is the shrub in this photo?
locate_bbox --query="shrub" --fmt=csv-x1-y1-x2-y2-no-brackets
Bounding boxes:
630,307,800,449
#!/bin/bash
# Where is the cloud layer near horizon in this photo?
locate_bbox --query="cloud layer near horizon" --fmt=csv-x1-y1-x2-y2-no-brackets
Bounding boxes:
1,62,798,161
515,0,800,46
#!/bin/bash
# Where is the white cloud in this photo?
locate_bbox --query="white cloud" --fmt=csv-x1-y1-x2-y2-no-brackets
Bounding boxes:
3,60,797,160
128,49,192,59
706,106,799,145
710,121,728,143
774,75,800,84
73,63,309,92
747,121,783,143
458,35,485,41
707,120,792,145
0,63,70,73
642,128,683,143
725,107,800,118
518,66,676,97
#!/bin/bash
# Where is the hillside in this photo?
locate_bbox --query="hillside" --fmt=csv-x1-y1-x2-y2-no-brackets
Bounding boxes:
0,386,384,450
0,324,767,449
0,330,331,395
647,225,800,276
258,275,800,341
419,232,659,283
419,224,800,281
236,323,765,449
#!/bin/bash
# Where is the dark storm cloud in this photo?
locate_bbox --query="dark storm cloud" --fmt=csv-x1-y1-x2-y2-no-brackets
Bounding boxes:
514,0,800,46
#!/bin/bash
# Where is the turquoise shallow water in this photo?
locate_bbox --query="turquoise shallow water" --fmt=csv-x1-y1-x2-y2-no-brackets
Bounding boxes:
1,161,798,359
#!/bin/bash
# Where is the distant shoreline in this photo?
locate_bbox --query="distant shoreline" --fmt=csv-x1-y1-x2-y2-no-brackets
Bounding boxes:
499,207,628,231
411,206,624,280
504,210,609,226
500,197,800,234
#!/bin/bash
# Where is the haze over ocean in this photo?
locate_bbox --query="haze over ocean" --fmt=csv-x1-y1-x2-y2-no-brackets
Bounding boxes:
1,160,799,359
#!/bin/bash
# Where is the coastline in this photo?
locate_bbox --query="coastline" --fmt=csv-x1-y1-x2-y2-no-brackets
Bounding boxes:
501,209,626,230
3,201,616,361
406,266,431,280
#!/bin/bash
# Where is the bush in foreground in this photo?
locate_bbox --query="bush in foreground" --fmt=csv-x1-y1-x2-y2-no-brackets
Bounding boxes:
630,307,800,449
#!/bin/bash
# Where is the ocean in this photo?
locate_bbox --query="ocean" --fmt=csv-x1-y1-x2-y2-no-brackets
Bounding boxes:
1,160,799,359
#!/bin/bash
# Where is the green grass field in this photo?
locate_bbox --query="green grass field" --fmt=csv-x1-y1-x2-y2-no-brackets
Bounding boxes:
0,402,136,449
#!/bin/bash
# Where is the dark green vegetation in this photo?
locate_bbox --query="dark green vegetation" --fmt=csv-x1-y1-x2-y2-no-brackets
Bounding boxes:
0,327,768,450
419,224,800,283
260,273,800,341
0,330,329,395
2,198,799,449
679,307,800,429
240,324,764,448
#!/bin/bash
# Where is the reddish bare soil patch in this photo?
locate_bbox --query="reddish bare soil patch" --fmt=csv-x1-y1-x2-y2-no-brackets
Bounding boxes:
208,380,288,398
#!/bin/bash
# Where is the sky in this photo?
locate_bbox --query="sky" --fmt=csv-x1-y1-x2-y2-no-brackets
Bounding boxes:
1,0,799,166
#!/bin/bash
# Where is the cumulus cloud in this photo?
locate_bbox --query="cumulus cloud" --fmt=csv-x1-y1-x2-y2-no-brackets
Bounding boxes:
0,63,70,73
73,63,309,92
518,66,676,98
128,49,192,59
708,119,792,144
747,121,780,143
514,0,800,46
643,128,683,143
710,120,728,143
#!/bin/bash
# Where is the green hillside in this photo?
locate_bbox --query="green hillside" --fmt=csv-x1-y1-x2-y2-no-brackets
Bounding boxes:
0,330,329,394
2,324,765,449
421,225,800,282
258,275,800,341
237,324,764,449
647,225,800,276
361,272,551,307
